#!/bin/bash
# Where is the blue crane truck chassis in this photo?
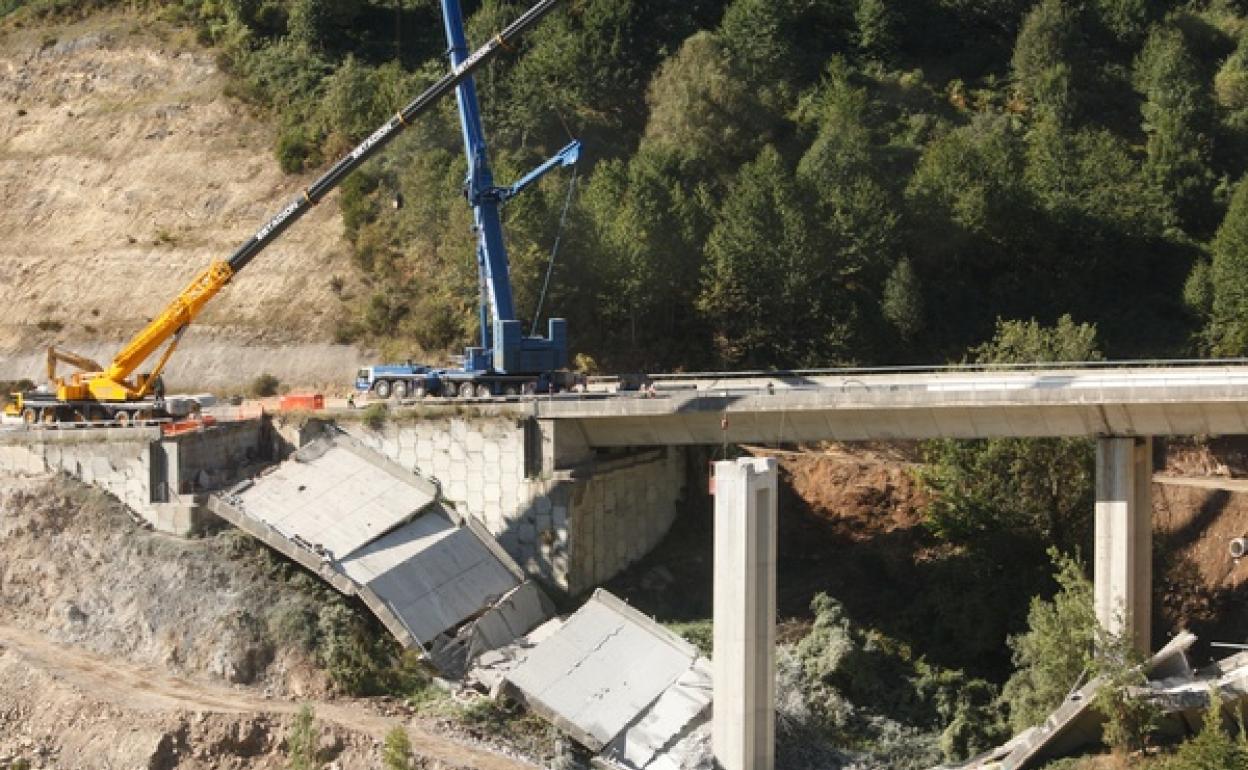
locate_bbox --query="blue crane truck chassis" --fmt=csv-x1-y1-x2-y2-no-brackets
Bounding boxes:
355,363,581,399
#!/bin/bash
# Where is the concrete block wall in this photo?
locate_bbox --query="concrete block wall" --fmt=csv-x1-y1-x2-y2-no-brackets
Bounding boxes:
342,417,686,595
0,428,157,519
0,421,264,537
164,420,265,494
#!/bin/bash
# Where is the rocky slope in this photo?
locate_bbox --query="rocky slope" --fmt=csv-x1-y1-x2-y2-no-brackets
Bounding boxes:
0,14,368,390
0,472,546,770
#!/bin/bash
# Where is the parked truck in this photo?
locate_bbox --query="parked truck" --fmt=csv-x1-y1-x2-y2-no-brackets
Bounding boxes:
356,0,582,400
3,0,565,425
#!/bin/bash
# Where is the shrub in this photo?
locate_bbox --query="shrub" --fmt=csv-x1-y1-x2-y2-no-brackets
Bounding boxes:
286,704,319,770
665,618,712,656
1002,549,1097,731
1156,689,1248,770
361,403,387,431
315,601,392,694
35,318,63,332
277,124,317,173
1093,641,1159,757
382,726,413,770
251,372,280,397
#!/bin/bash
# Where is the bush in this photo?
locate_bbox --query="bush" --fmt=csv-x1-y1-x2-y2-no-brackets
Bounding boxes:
276,124,318,173
1001,549,1097,732
286,704,318,770
251,372,280,397
1093,630,1159,757
382,726,413,770
1159,689,1248,770
665,618,712,656
361,403,386,430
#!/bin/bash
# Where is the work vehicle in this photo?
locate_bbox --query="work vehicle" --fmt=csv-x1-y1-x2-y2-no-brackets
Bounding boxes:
358,0,581,400
2,0,564,426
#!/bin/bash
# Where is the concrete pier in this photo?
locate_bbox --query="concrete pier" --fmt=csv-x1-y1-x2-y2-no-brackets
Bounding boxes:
1094,436,1153,654
713,457,777,770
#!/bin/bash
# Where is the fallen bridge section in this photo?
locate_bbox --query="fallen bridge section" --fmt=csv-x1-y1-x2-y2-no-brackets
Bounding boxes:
495,590,713,770
208,429,550,651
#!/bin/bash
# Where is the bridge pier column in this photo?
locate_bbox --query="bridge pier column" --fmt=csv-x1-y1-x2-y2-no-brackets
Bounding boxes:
1094,436,1152,655
713,457,777,770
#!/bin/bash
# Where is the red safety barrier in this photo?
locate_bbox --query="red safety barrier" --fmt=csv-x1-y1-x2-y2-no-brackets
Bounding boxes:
161,415,218,437
278,393,325,412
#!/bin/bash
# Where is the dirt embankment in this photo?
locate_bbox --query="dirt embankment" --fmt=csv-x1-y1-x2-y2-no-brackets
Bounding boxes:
0,475,328,693
0,474,543,770
0,15,370,390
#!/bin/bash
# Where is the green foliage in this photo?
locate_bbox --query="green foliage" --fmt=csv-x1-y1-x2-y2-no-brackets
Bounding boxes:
665,618,712,657
1159,690,1248,770
287,0,360,51
855,0,898,61
1011,0,1080,123
250,372,280,397
970,314,1102,364
276,123,318,173
286,704,319,770
788,593,1005,765
1135,24,1215,232
314,601,394,694
382,726,413,770
882,258,923,342
1210,175,1248,354
1092,627,1159,755
1001,549,1096,732
361,402,386,430
920,317,1100,547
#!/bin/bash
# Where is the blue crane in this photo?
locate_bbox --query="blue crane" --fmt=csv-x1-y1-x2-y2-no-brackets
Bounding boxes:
357,0,580,400
439,0,579,396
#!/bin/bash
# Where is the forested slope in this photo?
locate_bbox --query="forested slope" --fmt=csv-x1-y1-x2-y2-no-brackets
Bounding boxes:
8,0,1248,373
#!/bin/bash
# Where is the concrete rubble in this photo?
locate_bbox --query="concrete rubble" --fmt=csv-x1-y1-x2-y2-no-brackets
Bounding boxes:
208,429,553,651
492,590,714,770
945,631,1248,770
204,427,711,769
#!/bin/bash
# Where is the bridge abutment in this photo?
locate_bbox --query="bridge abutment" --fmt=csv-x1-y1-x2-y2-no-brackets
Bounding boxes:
1094,436,1153,654
341,416,687,595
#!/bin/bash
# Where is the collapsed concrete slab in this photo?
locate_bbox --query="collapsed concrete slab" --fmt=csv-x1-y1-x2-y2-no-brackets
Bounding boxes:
208,430,552,652
946,632,1234,770
499,589,712,770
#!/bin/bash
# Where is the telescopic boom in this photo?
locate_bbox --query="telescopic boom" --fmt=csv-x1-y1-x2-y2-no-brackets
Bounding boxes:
48,0,563,406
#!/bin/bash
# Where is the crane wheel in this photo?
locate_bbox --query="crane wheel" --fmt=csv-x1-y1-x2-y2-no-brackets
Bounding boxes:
475,384,492,399
40,408,59,425
134,409,153,424
87,407,108,424
458,381,476,398
113,411,131,427
71,410,88,424
411,382,426,399
21,407,37,425
393,380,409,399
374,380,392,399
503,385,519,396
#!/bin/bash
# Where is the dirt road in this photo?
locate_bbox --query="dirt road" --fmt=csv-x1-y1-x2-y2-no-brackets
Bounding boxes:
0,623,538,770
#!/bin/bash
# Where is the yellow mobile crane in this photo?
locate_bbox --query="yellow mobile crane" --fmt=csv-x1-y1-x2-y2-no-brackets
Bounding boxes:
3,0,562,426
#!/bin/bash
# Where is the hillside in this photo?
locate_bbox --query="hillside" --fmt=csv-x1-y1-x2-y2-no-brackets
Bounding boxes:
0,13,366,390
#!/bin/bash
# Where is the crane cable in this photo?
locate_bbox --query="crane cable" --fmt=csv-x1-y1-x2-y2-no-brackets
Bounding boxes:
530,165,578,336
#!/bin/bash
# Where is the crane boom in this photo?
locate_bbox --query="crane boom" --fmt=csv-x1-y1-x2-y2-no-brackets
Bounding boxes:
44,0,564,408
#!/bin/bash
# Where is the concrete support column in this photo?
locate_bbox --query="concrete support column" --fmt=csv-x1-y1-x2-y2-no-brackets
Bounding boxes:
1094,436,1153,655
713,457,777,770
